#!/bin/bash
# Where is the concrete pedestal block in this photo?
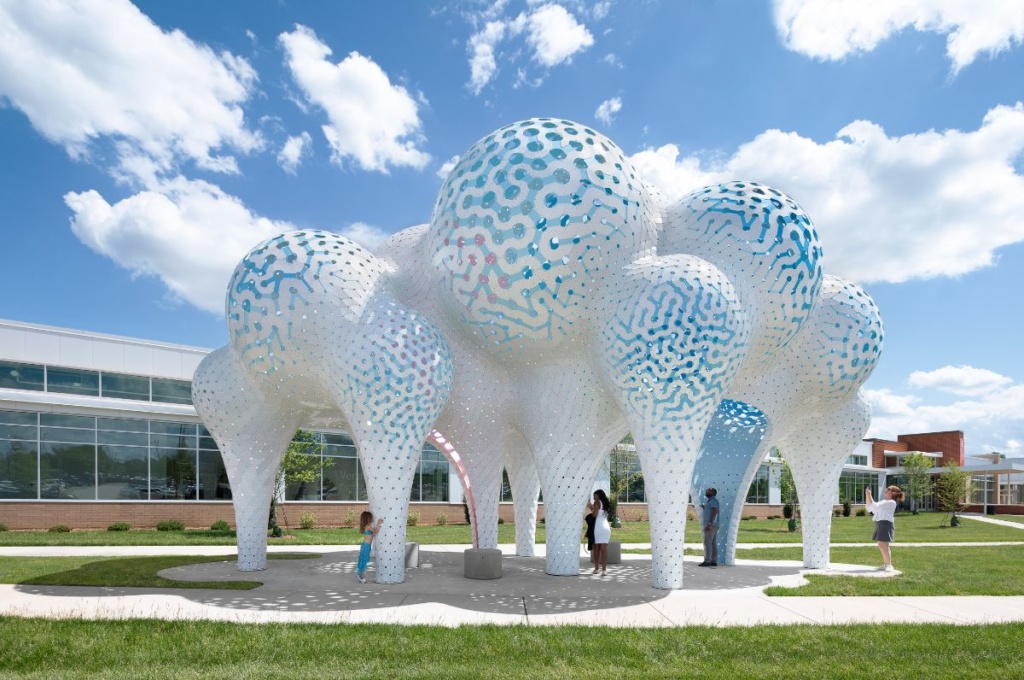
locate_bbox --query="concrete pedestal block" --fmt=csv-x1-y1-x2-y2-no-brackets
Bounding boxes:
405,542,419,568
464,548,502,579
607,541,621,564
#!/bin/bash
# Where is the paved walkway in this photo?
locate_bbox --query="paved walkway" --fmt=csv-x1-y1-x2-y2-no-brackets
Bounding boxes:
2,542,1023,627
959,513,1024,529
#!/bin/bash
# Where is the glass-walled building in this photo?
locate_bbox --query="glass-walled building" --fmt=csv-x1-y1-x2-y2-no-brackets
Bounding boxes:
0,319,454,529
10,317,990,528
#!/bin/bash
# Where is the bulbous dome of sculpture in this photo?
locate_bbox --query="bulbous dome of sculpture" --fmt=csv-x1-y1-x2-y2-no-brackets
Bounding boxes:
429,117,657,359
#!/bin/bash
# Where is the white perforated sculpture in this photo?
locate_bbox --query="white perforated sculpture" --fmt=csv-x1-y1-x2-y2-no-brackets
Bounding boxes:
669,183,883,569
192,233,453,582
196,118,883,589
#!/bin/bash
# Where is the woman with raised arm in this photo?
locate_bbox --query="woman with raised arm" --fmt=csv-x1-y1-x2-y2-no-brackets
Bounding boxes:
865,485,904,571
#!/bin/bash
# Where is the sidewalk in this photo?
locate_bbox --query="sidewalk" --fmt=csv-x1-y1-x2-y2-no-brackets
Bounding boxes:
2,544,1023,627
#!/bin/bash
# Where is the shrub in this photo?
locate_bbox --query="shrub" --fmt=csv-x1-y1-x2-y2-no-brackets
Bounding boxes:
271,524,283,537
687,508,697,522
462,501,470,524
300,511,317,530
834,508,842,517
210,519,230,532
48,525,71,533
0,523,8,532
634,510,648,522
497,517,505,524
856,508,868,517
407,510,420,527
842,500,852,517
743,515,757,521
156,520,185,532
343,509,357,527
435,511,448,526
107,522,131,532
783,504,794,519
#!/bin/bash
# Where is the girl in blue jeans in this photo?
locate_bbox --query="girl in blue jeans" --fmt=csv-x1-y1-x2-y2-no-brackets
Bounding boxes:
356,511,384,584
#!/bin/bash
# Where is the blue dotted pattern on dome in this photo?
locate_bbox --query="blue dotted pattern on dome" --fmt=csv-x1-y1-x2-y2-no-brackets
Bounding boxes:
431,118,652,350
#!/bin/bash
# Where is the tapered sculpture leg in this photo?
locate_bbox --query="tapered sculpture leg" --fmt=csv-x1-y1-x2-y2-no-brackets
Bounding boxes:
599,255,749,588
504,435,540,557
192,347,303,571
779,395,872,568
693,400,770,566
518,360,628,576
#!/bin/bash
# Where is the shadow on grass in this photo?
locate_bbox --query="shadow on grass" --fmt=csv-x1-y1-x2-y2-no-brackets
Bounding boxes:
17,553,319,591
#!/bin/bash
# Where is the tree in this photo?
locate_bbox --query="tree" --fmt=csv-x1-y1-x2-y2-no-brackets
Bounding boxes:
606,433,640,527
935,460,973,527
270,430,333,534
901,452,934,515
779,458,799,531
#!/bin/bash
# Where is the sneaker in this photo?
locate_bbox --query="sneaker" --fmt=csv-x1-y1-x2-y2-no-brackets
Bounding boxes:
697,562,709,567
883,565,894,572
708,562,718,567
876,565,888,571
356,574,366,584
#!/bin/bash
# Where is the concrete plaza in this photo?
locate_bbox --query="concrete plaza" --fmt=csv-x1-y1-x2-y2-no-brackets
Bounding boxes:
2,535,1023,627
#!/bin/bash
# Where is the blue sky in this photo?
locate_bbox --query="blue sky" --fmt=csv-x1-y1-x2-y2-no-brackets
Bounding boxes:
2,0,1024,454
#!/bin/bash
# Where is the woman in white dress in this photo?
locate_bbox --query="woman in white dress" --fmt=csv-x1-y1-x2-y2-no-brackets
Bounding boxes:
591,489,612,575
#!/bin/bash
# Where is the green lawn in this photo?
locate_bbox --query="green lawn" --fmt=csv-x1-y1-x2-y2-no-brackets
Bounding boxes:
993,514,1024,525
0,618,1021,679
756,544,1024,596
2,512,1020,547
0,553,315,590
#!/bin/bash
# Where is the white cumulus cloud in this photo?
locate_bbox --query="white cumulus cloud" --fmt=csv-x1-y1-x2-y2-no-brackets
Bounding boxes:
773,0,1024,73
65,178,294,314
594,96,622,126
526,3,594,67
865,382,1024,455
908,365,1014,397
65,178,390,314
277,132,312,174
463,3,593,94
437,155,461,180
630,103,1024,285
280,25,429,173
0,0,261,180
467,20,512,95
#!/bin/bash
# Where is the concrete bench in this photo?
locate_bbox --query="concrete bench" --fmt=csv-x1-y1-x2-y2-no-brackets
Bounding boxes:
405,542,419,568
464,548,502,579
607,540,621,565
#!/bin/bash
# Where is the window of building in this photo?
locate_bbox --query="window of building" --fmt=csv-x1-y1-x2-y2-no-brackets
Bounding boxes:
101,372,150,401
2,361,195,406
46,367,100,397
746,464,770,503
0,411,451,505
838,470,879,504
0,361,45,391
0,410,37,499
151,378,193,405
39,413,96,500
847,454,868,466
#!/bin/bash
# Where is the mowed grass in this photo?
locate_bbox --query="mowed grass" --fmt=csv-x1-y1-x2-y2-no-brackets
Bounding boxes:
0,553,315,590
1,512,1021,547
0,618,1022,679
993,514,1024,525
755,544,1024,596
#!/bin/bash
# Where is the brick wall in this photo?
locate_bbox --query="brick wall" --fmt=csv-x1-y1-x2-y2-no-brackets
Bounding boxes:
867,438,907,468
0,501,801,530
898,431,965,466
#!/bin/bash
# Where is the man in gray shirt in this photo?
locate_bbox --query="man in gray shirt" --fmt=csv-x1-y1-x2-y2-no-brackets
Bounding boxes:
699,487,720,567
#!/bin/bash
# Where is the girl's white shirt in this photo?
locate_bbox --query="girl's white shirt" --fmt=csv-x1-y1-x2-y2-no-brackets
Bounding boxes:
867,498,897,523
